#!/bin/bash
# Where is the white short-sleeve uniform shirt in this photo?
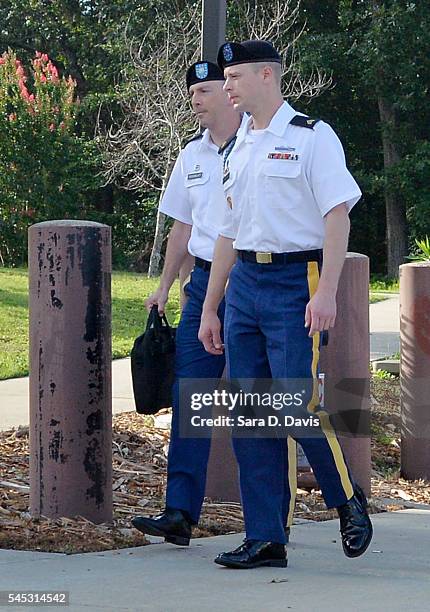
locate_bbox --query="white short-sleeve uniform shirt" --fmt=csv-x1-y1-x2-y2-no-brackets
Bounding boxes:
220,101,362,253
159,128,228,262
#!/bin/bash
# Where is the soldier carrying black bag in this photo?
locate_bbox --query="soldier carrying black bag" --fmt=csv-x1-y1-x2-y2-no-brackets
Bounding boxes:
130,305,176,415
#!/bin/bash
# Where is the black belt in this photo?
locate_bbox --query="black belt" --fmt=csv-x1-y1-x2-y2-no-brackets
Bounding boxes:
237,249,323,265
194,256,212,272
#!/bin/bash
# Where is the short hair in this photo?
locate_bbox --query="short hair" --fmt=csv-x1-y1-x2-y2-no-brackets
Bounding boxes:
250,61,282,84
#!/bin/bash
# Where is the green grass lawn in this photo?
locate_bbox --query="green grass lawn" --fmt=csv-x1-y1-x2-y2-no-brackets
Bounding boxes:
369,293,389,304
369,277,399,304
0,268,181,380
369,278,399,292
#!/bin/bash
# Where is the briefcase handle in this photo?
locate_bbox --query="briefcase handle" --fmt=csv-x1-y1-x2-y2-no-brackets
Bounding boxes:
147,304,173,336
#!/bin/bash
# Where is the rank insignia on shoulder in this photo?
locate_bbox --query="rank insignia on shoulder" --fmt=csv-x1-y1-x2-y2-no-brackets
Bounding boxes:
182,132,204,148
289,115,321,129
187,171,203,180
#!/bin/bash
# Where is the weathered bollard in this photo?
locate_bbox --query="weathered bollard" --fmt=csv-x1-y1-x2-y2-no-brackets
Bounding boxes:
29,220,112,523
400,261,430,480
319,253,371,496
205,412,240,503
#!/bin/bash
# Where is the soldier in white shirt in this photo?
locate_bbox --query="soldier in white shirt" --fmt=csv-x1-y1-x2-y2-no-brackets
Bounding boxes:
131,60,298,547
199,40,373,569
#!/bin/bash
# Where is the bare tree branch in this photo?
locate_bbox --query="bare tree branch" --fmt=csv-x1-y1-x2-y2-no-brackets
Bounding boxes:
97,2,200,193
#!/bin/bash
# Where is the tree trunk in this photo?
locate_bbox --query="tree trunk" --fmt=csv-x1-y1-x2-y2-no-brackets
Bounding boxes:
96,184,114,214
148,154,176,277
377,96,407,278
148,208,167,277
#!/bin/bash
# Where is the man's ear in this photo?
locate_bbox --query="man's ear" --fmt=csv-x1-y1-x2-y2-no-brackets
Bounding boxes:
262,65,273,82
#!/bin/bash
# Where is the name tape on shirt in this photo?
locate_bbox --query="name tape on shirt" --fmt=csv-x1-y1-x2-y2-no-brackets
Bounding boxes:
187,171,203,180
268,152,299,161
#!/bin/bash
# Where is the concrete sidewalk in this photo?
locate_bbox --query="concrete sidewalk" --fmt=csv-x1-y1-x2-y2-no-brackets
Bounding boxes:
370,294,400,360
0,510,429,611
0,358,135,432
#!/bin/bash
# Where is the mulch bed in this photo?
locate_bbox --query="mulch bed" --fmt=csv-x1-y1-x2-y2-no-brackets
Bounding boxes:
1,377,429,553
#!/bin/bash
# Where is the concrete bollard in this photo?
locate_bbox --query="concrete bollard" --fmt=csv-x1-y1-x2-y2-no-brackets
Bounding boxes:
206,252,371,501
205,415,240,503
28,220,112,523
399,262,430,480
319,253,371,497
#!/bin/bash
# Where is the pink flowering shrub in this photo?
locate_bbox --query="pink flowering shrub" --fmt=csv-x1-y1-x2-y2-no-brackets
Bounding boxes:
0,50,76,138
0,50,97,265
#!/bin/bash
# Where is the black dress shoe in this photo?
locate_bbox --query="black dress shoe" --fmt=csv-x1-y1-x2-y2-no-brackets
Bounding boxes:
337,485,373,558
131,508,191,546
215,539,287,569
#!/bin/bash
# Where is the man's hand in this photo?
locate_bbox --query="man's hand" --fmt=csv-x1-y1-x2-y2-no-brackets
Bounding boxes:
199,309,224,355
304,202,350,336
304,289,337,337
145,287,169,314
198,236,236,354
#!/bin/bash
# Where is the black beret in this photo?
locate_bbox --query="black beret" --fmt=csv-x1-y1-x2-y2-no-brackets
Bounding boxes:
186,61,224,91
217,40,281,70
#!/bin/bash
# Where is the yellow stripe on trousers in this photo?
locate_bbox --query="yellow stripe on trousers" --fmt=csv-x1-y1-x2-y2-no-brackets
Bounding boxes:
306,261,354,501
286,436,297,528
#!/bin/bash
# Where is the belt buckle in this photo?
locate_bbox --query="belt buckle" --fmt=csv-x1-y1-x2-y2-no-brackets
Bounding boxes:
256,252,272,264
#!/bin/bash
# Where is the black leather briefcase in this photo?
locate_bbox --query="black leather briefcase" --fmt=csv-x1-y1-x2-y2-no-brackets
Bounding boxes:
131,305,176,415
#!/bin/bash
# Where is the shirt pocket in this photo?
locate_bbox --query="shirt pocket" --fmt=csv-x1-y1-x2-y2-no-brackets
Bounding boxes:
184,172,210,189
263,160,302,209
184,171,210,223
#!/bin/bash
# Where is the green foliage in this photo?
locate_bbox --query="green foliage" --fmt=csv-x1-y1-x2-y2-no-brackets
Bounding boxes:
371,422,396,447
0,50,100,266
0,1,164,270
407,235,430,262
297,0,430,274
369,276,399,292
88,196,167,271
374,369,397,381
0,0,197,130
401,142,430,243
